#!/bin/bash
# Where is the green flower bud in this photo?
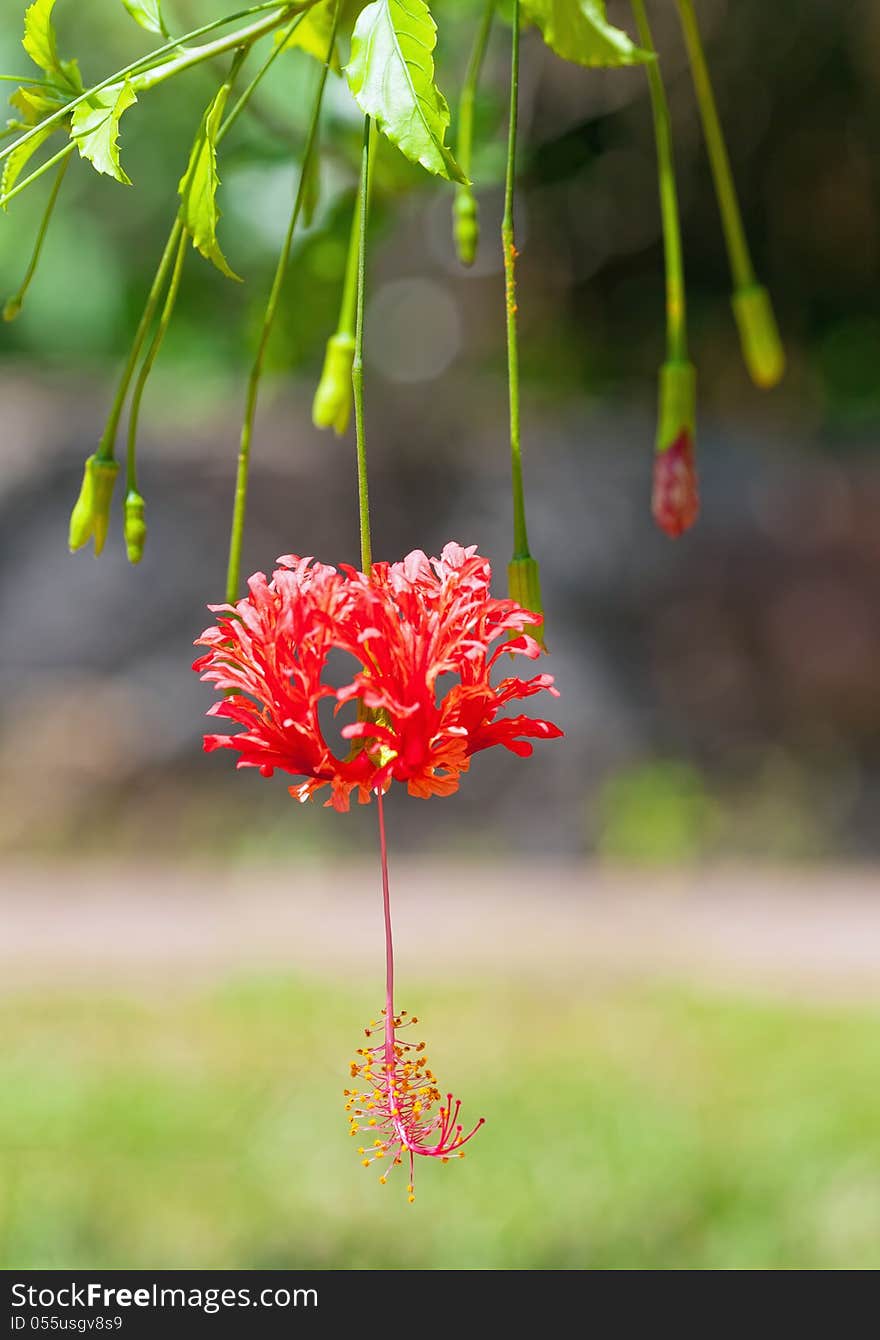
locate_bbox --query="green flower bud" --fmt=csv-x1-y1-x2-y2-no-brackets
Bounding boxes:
453,187,479,267
3,295,22,323
508,554,545,648
124,490,147,565
312,332,355,436
68,454,119,556
732,284,786,389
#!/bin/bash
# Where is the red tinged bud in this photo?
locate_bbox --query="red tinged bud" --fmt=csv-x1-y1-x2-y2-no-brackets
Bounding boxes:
652,429,699,537
652,359,698,538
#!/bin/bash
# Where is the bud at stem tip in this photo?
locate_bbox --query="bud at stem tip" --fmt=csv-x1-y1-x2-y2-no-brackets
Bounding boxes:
732,284,785,389
508,555,545,648
68,454,119,556
312,332,356,436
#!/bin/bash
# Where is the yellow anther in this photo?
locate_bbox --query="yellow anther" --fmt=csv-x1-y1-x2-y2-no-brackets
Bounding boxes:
408,1195,415,1204
358,1146,365,1154
368,1118,377,1127
362,1159,371,1168
379,1175,387,1185
407,1184,414,1193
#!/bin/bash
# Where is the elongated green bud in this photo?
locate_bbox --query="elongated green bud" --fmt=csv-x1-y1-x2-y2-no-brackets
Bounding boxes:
124,490,147,565
312,332,356,436
68,455,119,556
508,554,545,647
68,462,96,553
453,187,479,267
732,284,785,389
3,296,22,323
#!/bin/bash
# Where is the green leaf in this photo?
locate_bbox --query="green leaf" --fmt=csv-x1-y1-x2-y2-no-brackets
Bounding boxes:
9,83,62,125
120,1,169,38
521,0,652,68
345,0,466,183
70,80,137,184
22,0,83,92
1,119,57,208
178,85,241,282
275,1,342,75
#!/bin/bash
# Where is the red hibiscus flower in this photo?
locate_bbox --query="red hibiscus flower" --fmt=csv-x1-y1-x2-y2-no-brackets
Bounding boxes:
193,542,562,811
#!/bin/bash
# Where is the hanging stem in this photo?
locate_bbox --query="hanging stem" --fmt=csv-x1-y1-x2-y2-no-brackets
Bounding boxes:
376,790,395,1040
453,0,495,264
97,218,184,463
3,149,70,320
0,141,74,212
503,0,530,560
338,175,366,345
225,0,341,605
630,0,687,363
217,10,306,146
352,116,375,575
457,0,495,181
97,42,254,469
126,225,190,494
675,0,753,290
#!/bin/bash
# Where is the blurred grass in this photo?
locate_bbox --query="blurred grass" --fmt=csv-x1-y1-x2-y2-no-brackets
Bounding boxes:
0,976,878,1269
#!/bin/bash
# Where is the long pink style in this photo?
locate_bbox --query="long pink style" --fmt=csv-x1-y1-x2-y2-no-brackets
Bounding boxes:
344,793,485,1201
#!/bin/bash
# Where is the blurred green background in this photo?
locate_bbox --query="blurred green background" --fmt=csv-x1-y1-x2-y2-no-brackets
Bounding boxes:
1,0,879,1271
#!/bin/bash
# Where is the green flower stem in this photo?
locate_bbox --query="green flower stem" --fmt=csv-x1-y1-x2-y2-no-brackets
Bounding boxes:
98,34,284,475
338,120,378,345
675,0,753,290
225,0,341,606
352,116,374,574
0,3,301,170
453,0,495,261
0,140,74,211
126,225,190,494
96,40,256,470
97,217,184,463
338,193,362,343
503,0,530,560
457,0,495,180
3,149,71,320
630,0,687,363
216,11,306,146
